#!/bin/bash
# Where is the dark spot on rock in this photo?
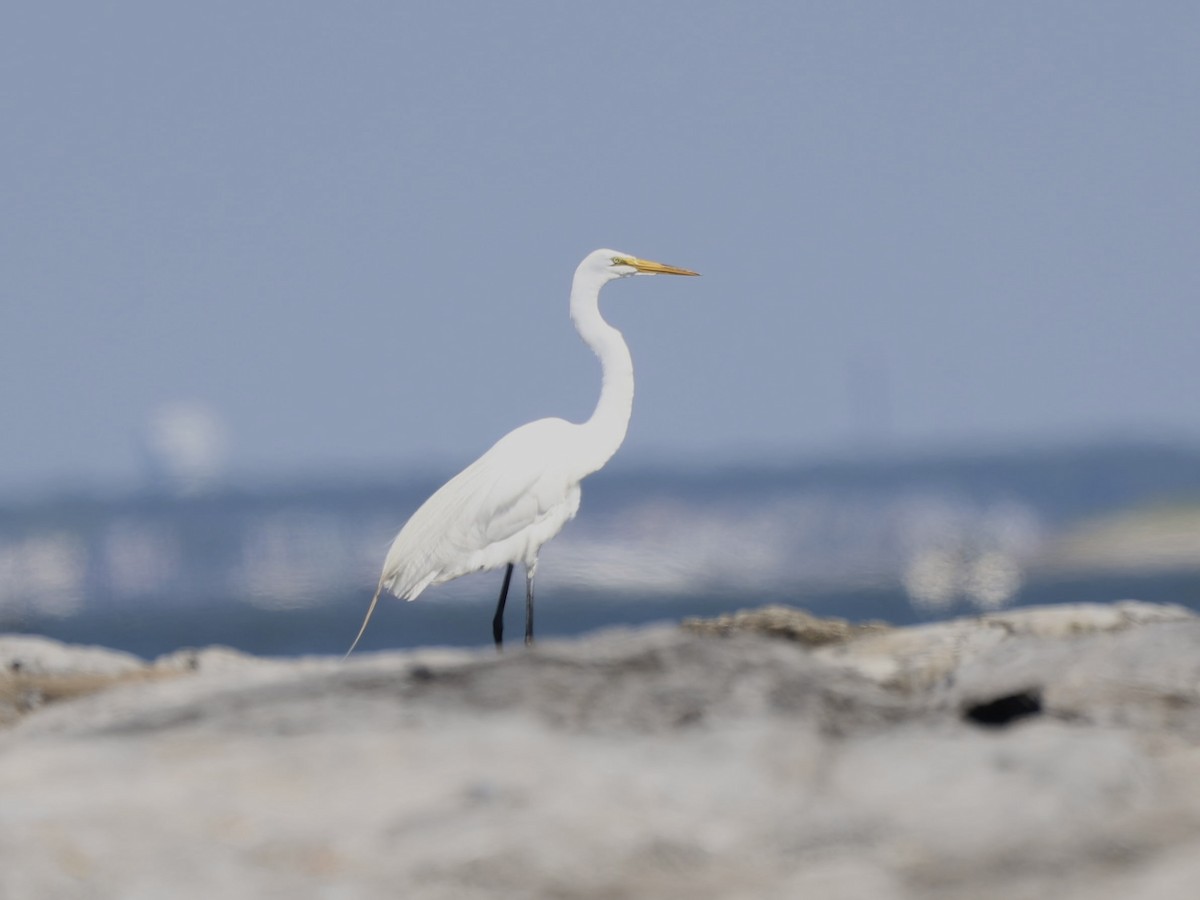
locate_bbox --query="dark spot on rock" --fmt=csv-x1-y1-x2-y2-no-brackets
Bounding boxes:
409,664,435,682
964,689,1043,728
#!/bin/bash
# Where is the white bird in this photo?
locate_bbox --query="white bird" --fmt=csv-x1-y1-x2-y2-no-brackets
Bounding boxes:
345,249,699,655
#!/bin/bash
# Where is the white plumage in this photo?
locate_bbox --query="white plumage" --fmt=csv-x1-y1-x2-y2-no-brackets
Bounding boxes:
346,248,698,655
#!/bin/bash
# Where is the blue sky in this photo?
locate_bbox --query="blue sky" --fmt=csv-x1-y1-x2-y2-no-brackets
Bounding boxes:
3,2,1198,495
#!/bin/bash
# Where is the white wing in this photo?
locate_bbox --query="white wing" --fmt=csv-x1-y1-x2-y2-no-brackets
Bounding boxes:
380,417,581,600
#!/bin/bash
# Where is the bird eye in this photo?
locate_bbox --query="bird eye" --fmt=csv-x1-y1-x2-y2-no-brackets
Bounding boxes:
611,256,630,267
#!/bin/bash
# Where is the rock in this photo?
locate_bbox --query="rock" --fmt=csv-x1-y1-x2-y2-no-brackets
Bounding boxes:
2,602,1200,899
0,634,146,677
811,599,1197,688
152,644,281,675
681,603,892,644
0,635,157,727
947,619,1200,738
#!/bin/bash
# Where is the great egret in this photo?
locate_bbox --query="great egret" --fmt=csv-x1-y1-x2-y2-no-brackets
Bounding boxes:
345,249,699,656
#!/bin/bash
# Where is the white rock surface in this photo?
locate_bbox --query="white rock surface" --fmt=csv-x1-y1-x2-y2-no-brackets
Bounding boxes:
0,634,145,676
3,603,1200,899
812,599,1195,687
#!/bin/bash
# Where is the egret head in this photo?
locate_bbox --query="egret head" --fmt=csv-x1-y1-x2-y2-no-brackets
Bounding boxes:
584,248,700,282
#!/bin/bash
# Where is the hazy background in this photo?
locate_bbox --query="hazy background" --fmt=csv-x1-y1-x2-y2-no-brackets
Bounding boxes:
4,2,1199,497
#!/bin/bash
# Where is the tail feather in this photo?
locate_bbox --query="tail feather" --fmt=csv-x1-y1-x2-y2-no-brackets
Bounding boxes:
344,579,387,660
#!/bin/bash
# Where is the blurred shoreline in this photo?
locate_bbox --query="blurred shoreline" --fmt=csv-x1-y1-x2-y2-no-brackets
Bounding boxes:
3,439,1199,658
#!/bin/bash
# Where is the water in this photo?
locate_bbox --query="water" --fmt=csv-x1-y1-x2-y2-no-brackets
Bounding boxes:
16,571,1200,661
4,442,1200,660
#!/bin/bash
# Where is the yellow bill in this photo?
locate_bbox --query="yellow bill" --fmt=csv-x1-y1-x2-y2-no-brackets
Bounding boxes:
622,257,700,277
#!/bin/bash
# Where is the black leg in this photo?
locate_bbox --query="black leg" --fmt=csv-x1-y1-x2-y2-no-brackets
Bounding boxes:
492,563,513,649
524,566,535,646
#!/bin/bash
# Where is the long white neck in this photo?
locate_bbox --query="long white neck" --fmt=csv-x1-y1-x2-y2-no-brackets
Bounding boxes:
570,267,634,476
